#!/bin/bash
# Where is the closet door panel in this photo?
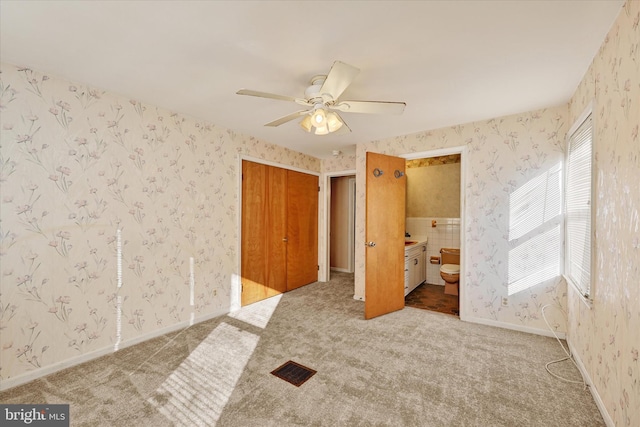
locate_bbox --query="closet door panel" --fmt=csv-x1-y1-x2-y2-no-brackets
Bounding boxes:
286,170,319,290
241,161,286,306
266,166,288,291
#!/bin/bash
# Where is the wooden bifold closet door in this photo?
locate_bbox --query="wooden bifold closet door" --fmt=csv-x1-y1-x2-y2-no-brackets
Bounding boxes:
241,161,318,306
286,170,319,291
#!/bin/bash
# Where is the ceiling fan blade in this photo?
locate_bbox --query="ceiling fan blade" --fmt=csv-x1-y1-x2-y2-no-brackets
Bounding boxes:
332,100,406,115
334,113,351,134
265,110,310,127
236,89,311,106
319,61,360,100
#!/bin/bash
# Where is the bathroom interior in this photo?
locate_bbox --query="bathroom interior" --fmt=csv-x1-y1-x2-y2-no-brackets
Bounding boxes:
403,154,461,316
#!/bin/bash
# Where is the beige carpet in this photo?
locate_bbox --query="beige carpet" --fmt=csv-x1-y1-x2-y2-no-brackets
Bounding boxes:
0,272,604,426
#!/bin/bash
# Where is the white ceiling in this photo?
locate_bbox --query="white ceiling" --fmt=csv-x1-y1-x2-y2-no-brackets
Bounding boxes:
0,1,623,159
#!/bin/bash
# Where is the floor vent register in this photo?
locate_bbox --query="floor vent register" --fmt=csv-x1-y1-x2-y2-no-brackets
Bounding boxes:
270,360,317,387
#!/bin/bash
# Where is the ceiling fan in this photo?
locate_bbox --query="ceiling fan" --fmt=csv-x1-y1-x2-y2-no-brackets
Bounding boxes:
236,61,406,135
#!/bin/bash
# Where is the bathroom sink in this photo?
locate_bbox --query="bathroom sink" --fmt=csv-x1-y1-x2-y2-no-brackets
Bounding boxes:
405,241,417,246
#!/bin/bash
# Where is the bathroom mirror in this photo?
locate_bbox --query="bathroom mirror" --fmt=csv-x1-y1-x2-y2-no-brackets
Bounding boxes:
405,154,461,218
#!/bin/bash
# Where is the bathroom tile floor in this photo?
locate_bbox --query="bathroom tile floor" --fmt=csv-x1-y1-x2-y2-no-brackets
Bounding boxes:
405,283,459,316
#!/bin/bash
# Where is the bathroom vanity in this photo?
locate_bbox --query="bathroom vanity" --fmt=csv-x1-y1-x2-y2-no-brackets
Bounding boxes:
404,238,427,296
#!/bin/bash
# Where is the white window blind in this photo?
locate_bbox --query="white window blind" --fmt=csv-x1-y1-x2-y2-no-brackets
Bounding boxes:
565,113,593,299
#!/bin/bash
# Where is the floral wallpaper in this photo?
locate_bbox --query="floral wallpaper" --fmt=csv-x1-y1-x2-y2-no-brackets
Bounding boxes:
0,62,319,386
321,153,357,174
353,106,570,335
567,1,639,426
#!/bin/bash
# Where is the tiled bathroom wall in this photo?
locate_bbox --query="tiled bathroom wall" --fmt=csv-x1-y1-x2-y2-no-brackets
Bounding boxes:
406,217,460,285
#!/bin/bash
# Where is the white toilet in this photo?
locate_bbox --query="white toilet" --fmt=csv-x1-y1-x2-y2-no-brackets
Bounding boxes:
440,248,460,296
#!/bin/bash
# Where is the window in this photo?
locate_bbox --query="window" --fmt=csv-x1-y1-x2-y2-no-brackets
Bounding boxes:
565,110,593,300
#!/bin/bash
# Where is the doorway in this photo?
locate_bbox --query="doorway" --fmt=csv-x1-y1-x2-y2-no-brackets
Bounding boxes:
401,147,465,317
329,175,356,274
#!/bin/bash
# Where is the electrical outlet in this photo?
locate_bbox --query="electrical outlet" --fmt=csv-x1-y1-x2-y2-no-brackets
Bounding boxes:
501,297,509,307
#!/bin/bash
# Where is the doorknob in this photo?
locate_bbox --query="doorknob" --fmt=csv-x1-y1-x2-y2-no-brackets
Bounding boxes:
366,241,376,247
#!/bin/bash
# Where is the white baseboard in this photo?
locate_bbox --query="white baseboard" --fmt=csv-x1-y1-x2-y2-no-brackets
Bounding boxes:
462,315,567,339
567,339,614,427
0,308,228,392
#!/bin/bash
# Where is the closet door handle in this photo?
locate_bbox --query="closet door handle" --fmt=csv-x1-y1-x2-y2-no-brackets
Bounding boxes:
282,237,288,242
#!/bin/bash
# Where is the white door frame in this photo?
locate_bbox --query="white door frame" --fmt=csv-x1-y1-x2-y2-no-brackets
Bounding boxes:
322,170,356,282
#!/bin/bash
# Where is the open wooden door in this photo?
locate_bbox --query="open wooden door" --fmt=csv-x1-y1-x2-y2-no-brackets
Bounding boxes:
364,152,406,319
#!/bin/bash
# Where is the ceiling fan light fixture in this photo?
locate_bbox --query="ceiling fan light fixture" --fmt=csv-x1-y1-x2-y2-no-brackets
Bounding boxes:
300,115,313,133
311,106,327,127
301,105,341,135
237,60,405,138
313,125,329,135
326,112,344,133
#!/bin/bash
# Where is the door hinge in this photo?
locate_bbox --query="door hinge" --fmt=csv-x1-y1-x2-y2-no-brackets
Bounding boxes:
317,265,319,270
318,186,320,192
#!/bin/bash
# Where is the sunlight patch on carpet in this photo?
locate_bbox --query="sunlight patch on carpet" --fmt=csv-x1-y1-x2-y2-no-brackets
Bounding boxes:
148,322,259,426
228,294,282,329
